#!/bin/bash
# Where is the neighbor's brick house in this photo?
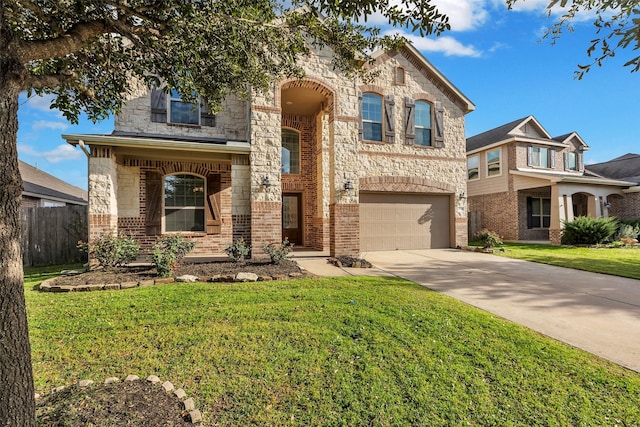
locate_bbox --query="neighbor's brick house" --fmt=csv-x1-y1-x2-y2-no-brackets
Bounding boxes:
466,116,636,244
64,42,474,258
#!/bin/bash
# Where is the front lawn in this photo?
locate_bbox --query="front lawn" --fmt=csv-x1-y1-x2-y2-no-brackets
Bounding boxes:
25,266,640,426
494,242,640,280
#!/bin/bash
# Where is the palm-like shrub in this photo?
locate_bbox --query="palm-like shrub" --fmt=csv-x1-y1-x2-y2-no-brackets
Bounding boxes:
562,216,617,245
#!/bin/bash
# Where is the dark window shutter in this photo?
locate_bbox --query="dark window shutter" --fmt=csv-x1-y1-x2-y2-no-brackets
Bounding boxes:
563,152,569,170
384,95,395,143
527,145,533,166
206,174,222,234
434,101,445,147
404,97,415,144
150,86,167,123
145,171,163,235
200,101,216,127
526,197,533,229
357,93,363,141
549,148,556,169
577,152,584,171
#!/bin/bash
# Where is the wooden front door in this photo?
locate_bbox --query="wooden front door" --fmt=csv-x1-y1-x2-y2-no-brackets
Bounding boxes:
282,194,302,245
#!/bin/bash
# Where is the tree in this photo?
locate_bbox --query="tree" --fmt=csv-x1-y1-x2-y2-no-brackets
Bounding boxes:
0,1,450,425
507,0,640,78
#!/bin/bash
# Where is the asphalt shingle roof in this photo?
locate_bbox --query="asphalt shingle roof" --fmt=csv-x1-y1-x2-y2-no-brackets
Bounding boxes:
19,161,87,205
586,153,640,184
466,117,529,152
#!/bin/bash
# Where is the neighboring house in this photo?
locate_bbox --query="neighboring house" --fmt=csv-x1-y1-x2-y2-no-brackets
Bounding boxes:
19,160,88,208
63,42,474,258
466,116,635,244
586,154,640,219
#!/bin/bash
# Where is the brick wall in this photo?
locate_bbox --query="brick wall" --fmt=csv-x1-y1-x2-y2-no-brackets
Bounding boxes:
468,191,519,241
251,201,281,258
330,203,359,257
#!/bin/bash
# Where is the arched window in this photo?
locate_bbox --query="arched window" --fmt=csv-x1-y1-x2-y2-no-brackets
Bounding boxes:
164,174,205,232
282,129,300,174
415,101,432,146
362,93,383,141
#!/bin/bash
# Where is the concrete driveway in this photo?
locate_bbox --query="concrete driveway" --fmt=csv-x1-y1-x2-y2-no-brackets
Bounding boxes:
361,249,640,373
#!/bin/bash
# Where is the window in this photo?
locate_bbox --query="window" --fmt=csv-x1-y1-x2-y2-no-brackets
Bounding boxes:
169,89,199,125
487,149,501,176
528,146,555,169
414,101,432,146
467,155,479,180
164,174,205,232
362,93,383,141
565,152,582,171
281,129,300,174
395,66,405,85
528,197,551,228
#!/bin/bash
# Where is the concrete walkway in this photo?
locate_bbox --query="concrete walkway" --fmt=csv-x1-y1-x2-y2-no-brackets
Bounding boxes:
356,249,640,373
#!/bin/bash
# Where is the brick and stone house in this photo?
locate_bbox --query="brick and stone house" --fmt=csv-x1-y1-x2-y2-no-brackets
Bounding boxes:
586,154,640,220
63,42,474,258
466,116,635,244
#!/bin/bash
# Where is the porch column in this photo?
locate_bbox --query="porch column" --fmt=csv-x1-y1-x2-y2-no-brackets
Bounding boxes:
549,185,562,245
564,194,574,222
88,146,118,244
249,107,282,258
231,155,252,243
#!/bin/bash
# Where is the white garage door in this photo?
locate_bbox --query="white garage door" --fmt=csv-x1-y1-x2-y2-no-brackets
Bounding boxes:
359,192,450,251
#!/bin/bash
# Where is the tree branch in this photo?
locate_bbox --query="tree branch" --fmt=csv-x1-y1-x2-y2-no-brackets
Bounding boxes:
17,20,110,63
16,0,64,34
20,71,78,90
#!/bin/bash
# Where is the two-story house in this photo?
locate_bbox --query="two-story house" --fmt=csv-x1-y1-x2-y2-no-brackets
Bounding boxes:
466,116,634,244
64,42,474,258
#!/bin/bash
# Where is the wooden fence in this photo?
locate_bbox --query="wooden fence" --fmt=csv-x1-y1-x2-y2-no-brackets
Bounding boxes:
468,211,482,240
21,205,88,266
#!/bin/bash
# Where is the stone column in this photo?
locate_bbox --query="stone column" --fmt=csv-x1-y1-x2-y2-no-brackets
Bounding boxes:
231,154,252,243
250,107,282,258
549,184,562,244
88,146,118,244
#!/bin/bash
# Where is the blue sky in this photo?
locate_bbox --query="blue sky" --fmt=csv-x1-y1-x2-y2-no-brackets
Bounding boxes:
17,1,639,190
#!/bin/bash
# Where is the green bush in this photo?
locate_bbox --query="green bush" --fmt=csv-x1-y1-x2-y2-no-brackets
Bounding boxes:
225,238,251,263
152,235,196,277
474,229,503,249
79,233,139,269
263,238,294,264
615,222,640,241
561,216,617,245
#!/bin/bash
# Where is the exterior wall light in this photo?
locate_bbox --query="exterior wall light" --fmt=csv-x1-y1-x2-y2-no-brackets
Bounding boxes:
262,176,272,188
344,180,354,191
458,192,466,199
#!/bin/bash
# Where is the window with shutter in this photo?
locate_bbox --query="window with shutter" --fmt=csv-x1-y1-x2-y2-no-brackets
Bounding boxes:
384,95,395,143
164,174,205,232
434,102,445,147
404,97,415,144
414,101,432,146
362,93,383,142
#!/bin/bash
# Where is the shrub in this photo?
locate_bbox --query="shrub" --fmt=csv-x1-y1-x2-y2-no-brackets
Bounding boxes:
225,238,251,263
152,235,196,277
561,216,617,245
79,233,139,269
474,229,503,249
263,238,294,264
615,221,640,241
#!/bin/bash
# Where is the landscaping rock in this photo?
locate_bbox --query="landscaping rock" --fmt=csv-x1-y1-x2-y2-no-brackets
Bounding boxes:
235,272,259,282
189,409,202,424
125,375,140,382
176,275,198,283
174,388,187,400
104,283,120,290
78,380,94,387
120,282,138,289
146,375,161,384
183,397,195,411
61,269,84,276
258,275,273,281
104,377,120,384
162,381,174,393
139,279,155,287
288,272,302,278
154,277,174,285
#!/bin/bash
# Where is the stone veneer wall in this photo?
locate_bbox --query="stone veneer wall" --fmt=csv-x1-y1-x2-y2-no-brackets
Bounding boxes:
231,155,251,244
88,147,118,243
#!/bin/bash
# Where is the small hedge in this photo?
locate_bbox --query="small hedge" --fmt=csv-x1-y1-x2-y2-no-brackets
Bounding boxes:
562,216,617,245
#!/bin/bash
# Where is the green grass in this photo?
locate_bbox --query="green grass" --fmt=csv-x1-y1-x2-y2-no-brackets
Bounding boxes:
25,266,640,426
493,242,640,280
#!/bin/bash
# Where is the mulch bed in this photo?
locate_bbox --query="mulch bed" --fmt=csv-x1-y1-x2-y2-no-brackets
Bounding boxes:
48,260,307,288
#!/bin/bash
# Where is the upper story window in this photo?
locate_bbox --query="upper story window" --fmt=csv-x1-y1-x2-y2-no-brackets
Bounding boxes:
362,93,383,141
164,174,205,232
528,145,556,169
150,86,216,127
281,129,300,174
564,151,583,171
169,90,199,125
395,66,405,85
467,155,479,180
414,101,432,146
487,148,501,177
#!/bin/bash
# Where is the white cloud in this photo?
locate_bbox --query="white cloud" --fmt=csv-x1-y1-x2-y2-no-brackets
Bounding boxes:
19,144,83,163
508,0,599,22
22,94,57,112
389,30,482,57
32,120,69,131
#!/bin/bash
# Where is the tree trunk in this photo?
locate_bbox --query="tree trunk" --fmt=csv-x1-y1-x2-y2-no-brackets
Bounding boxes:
0,61,36,426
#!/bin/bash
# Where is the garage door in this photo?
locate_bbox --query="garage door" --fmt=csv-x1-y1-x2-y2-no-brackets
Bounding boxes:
359,192,450,251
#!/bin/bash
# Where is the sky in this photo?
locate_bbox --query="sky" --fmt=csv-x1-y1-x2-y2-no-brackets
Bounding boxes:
17,0,639,191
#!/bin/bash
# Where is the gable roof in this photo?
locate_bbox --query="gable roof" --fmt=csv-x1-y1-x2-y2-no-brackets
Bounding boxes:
586,153,640,184
372,42,475,114
19,161,88,205
467,116,589,153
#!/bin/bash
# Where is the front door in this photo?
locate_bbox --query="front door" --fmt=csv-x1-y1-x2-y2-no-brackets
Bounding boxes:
282,194,302,245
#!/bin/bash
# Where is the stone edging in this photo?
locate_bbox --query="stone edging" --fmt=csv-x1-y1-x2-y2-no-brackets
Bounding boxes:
35,374,202,424
38,270,306,292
